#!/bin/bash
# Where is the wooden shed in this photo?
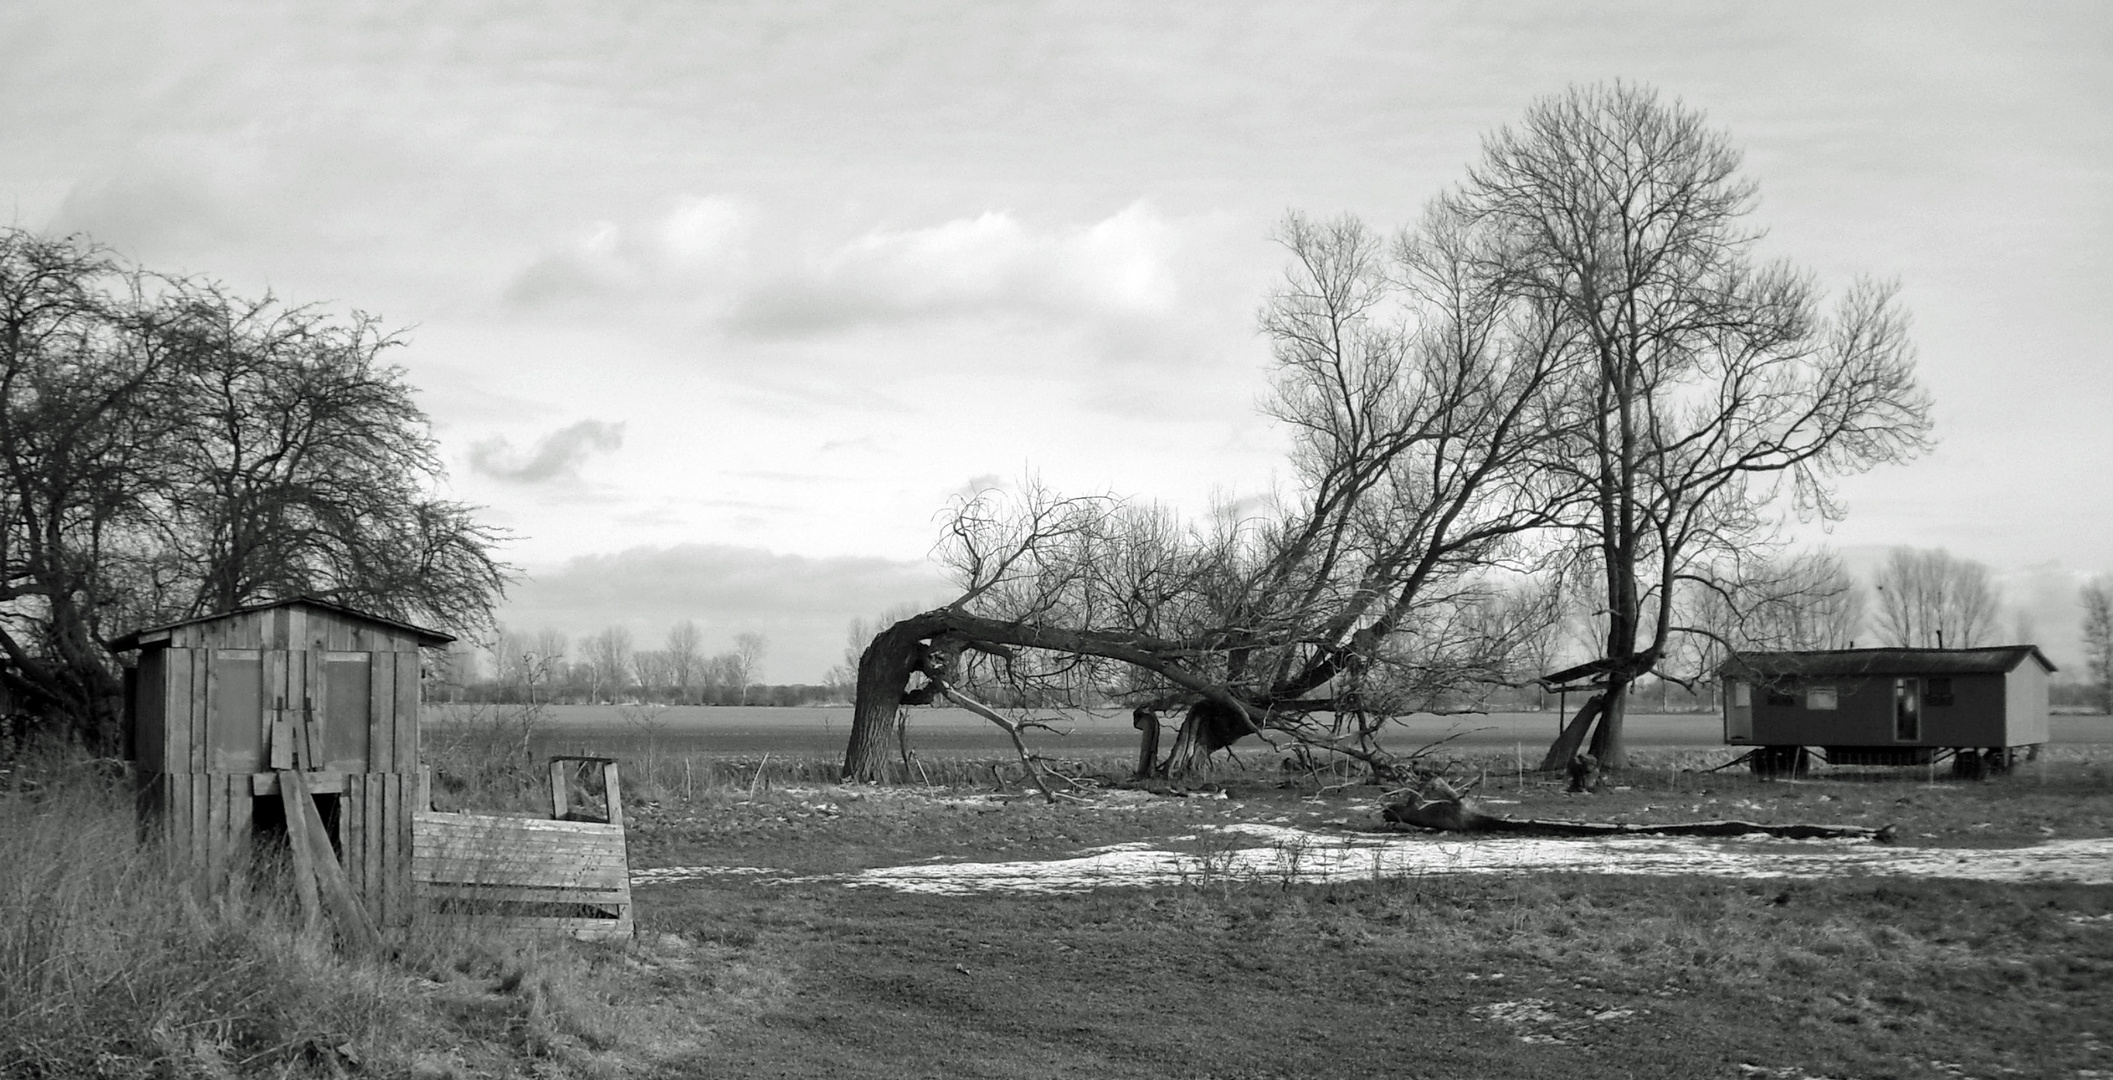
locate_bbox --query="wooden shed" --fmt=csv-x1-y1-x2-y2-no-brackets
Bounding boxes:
111,597,452,927
1718,645,2054,776
113,597,636,942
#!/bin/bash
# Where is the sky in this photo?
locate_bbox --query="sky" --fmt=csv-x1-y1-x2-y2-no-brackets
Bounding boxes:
4,2,2108,681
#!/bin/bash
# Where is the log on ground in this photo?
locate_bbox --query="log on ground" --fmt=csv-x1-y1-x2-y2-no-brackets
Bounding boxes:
1381,797,1896,842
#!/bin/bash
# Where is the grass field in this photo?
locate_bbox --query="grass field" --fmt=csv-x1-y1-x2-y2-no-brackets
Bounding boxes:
614,749,2113,1079
8,710,2113,1078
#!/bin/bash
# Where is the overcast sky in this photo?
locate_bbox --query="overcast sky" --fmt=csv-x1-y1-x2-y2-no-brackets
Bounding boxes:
5,2,2108,681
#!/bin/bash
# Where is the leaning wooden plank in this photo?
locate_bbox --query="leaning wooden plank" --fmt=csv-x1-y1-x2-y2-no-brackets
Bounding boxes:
281,770,382,955
277,774,323,932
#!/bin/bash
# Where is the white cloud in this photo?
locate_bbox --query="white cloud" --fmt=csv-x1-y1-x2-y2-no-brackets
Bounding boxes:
503,195,751,308
732,203,1182,335
469,419,625,484
503,199,1194,341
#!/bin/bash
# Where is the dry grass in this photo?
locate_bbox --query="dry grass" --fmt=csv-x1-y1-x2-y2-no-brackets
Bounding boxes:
0,741,774,1079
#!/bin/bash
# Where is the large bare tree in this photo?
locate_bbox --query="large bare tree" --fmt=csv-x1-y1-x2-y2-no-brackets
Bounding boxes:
843,207,1578,782
2083,576,2113,715
0,229,511,748
1455,84,1932,769
665,619,704,703
1871,547,2001,649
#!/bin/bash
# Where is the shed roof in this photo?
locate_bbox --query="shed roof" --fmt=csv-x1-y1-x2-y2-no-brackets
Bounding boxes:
107,596,456,651
1719,645,2055,679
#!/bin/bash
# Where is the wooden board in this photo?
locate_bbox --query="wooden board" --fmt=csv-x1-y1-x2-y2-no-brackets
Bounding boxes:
164,651,193,777
394,650,421,776
418,912,634,941
368,650,395,772
411,810,632,939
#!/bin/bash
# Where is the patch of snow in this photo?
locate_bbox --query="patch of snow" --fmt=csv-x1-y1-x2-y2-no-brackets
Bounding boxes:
631,825,2113,896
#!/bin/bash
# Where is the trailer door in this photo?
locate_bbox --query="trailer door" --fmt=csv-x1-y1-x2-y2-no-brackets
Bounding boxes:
1893,678,1921,742
1725,681,1752,742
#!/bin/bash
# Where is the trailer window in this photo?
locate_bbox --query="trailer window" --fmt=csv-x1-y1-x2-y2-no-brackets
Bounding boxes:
1765,685,1798,706
1805,686,1838,710
1926,677,1954,706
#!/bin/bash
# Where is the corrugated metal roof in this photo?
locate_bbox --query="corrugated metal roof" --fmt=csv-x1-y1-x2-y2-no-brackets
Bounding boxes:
107,595,456,650
1719,645,2055,679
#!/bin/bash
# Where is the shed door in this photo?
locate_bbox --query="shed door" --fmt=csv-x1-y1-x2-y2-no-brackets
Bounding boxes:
320,651,372,773
207,649,266,774
1893,678,1921,742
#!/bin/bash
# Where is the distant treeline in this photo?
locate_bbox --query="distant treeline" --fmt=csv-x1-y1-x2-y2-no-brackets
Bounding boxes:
441,677,844,708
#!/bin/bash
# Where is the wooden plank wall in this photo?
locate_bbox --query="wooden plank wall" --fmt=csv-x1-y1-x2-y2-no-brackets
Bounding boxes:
342,774,416,928
138,772,254,890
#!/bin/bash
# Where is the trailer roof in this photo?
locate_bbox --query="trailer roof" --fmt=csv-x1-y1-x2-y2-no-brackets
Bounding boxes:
1719,645,2055,678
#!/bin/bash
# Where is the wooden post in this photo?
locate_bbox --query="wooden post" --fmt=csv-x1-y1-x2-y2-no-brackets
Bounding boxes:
550,758,573,819
602,761,624,829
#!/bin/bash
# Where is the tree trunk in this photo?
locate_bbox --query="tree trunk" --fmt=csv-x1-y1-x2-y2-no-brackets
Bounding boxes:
842,621,928,782
1588,674,1630,769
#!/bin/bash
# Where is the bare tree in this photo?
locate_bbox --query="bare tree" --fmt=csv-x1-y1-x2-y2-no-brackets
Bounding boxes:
148,284,508,631
0,227,511,748
2080,576,2112,714
631,649,671,699
843,204,1578,782
1669,549,1866,710
665,620,703,703
1462,84,1933,770
732,632,767,705
700,653,742,705
583,626,634,704
1871,548,2001,649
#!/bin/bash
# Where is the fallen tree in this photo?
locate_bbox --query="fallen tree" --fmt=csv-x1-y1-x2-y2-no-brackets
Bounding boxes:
842,207,1578,782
